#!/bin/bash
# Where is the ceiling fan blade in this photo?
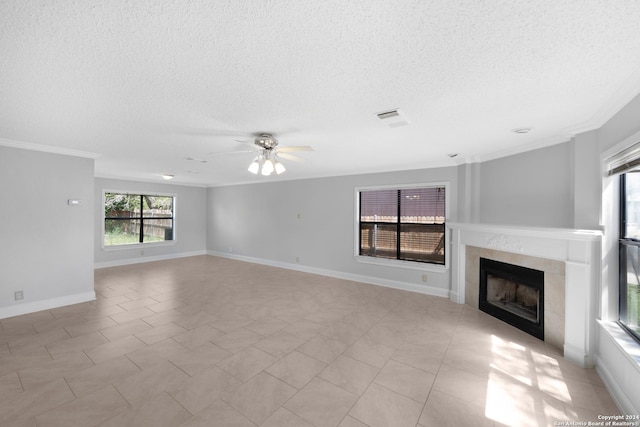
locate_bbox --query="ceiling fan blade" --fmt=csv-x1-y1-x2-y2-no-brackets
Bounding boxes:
207,140,259,156
277,145,313,153
277,152,304,162
234,139,259,149
208,149,258,156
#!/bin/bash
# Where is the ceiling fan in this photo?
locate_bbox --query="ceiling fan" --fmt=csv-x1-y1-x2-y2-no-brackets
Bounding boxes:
214,133,313,176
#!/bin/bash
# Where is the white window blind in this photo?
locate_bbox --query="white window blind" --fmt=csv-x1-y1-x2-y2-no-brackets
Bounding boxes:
359,186,445,264
607,141,640,176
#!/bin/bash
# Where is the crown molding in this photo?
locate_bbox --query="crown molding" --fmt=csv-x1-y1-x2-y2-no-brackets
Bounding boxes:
94,173,208,188
581,71,640,133
458,134,574,166
0,138,102,159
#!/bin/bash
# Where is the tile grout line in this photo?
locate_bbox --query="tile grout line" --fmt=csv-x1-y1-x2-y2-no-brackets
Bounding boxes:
418,301,467,419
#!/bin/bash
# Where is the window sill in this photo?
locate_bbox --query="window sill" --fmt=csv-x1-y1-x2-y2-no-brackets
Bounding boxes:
102,241,176,251
354,255,448,273
598,320,640,373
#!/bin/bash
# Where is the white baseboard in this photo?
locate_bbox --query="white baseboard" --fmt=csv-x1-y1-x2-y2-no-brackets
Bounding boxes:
448,291,461,304
0,291,96,320
95,250,207,269
206,251,450,299
563,343,592,368
595,321,640,414
596,355,634,415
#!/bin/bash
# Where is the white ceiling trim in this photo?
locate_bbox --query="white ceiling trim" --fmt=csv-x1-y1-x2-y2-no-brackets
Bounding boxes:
464,134,575,165
0,138,102,159
94,172,208,188
568,70,640,136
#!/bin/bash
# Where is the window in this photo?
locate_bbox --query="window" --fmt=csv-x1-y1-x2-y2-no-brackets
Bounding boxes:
358,185,446,265
104,192,174,247
619,173,640,342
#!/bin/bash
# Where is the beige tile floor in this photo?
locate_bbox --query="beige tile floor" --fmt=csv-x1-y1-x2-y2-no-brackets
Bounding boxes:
0,255,620,426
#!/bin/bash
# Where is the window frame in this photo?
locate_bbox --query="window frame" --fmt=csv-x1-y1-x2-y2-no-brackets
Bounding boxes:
102,189,177,250
354,182,449,272
618,174,640,344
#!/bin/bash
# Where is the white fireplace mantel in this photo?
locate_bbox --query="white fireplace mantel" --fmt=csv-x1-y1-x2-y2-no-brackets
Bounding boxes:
449,222,602,367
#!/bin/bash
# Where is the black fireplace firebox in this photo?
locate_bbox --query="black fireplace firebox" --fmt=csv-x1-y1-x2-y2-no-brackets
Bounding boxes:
479,258,544,340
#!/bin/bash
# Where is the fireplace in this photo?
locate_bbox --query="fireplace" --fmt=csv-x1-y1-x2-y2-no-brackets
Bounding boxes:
479,257,544,340
450,222,601,367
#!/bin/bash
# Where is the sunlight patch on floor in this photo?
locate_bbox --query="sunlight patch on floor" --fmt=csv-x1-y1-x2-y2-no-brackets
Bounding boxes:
485,334,572,426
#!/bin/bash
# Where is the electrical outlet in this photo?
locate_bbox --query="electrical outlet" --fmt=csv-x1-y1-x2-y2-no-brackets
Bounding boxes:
296,256,300,263
14,290,24,301
421,274,428,283
229,247,233,253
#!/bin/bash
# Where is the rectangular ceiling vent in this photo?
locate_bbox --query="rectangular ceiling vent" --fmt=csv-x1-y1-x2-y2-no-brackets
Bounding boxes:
376,109,410,127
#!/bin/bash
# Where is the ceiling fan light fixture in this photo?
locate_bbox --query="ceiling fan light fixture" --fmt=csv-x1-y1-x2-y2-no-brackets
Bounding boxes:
244,133,309,176
248,159,260,174
261,159,274,176
274,161,286,175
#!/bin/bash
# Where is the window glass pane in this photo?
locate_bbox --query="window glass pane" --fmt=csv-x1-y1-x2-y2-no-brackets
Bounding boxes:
625,173,640,240
142,196,174,218
621,243,640,340
104,219,140,246
400,187,445,224
359,223,396,259
399,223,445,264
104,193,139,218
143,219,174,242
360,190,397,222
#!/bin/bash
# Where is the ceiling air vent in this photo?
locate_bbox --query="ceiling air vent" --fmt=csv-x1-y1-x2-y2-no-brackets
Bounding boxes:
376,109,410,127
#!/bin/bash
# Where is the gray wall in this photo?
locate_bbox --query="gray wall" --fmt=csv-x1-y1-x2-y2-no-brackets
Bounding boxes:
0,146,94,316
456,162,481,224
94,178,207,267
476,142,574,228
599,93,640,154
207,166,458,294
572,131,601,229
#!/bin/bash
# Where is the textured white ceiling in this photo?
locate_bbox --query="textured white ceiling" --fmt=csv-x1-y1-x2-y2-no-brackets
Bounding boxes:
2,1,640,186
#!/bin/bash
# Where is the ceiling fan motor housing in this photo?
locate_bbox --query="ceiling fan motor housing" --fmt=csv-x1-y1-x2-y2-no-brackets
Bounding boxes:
255,134,278,150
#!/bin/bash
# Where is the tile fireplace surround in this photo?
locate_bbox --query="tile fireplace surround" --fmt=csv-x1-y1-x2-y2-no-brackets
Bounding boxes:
449,223,602,368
